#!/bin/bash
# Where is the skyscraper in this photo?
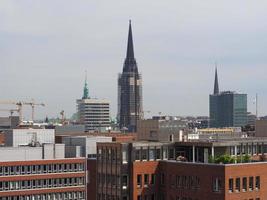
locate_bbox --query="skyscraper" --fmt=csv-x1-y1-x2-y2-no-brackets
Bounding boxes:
118,21,143,132
209,68,248,128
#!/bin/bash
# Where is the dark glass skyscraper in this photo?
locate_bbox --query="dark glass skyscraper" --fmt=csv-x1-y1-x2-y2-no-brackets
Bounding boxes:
209,68,247,128
118,21,143,132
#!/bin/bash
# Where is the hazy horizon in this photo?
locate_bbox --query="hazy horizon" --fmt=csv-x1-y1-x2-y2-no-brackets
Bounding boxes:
1,1,267,120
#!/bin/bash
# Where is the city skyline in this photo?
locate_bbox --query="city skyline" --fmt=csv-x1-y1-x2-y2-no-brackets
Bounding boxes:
1,1,267,119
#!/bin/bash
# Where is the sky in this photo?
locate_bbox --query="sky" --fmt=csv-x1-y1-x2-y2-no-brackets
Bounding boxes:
0,0,267,120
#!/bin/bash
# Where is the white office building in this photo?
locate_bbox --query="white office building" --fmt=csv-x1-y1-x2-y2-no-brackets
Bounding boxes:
77,98,110,132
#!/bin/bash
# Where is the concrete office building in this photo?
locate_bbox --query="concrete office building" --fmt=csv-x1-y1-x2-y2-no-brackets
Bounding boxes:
77,98,110,132
63,135,112,158
77,74,110,132
137,118,187,142
0,116,19,130
4,128,55,147
209,69,247,128
0,144,86,199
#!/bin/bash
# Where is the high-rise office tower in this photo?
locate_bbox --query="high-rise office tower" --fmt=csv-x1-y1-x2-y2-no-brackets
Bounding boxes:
118,21,143,132
77,76,110,132
209,68,248,128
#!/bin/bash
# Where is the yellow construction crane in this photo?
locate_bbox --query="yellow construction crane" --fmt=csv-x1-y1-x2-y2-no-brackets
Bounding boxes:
0,101,23,122
23,101,45,122
0,100,45,123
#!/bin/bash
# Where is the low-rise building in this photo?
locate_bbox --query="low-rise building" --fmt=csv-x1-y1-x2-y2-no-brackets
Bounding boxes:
90,137,267,200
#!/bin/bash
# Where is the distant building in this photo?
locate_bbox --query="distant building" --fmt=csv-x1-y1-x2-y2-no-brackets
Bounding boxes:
0,116,19,130
209,68,247,128
137,118,187,142
77,76,110,132
255,120,267,137
4,128,55,147
118,21,143,132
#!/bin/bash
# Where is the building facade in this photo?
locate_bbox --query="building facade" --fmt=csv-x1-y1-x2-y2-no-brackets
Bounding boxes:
89,137,267,200
0,158,86,200
209,69,247,128
118,21,143,132
77,98,110,132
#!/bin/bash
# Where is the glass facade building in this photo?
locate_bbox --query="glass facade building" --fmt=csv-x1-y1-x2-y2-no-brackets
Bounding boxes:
209,91,247,128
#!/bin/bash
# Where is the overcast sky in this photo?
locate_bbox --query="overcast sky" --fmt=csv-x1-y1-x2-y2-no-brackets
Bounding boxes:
1,0,267,120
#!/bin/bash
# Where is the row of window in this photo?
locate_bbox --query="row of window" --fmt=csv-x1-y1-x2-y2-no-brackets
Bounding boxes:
137,174,156,187
229,144,267,156
229,176,260,193
97,173,121,187
160,174,200,189
1,191,85,200
0,163,84,176
0,177,85,191
167,175,200,190
135,147,175,161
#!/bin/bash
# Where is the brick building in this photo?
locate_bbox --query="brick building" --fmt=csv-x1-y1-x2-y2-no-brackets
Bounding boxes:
89,138,267,200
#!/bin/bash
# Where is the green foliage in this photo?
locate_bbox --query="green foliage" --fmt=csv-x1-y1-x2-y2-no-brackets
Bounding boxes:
209,154,251,164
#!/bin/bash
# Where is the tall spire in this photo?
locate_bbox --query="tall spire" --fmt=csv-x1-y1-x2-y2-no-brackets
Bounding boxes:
213,64,219,95
82,71,89,99
126,20,134,59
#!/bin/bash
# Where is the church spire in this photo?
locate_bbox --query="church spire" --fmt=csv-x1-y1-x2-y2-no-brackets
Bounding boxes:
126,20,134,59
82,71,89,99
213,64,219,95
123,20,138,73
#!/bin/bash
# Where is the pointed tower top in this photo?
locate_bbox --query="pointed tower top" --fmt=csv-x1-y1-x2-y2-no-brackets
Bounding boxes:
126,20,134,59
82,70,89,99
213,64,219,95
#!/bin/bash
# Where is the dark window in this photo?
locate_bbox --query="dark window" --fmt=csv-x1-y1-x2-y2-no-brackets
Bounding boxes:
256,176,260,190
135,150,140,160
137,174,142,187
144,174,149,185
235,178,240,192
229,178,233,192
156,149,161,159
249,177,254,191
242,177,247,191
122,175,128,187
151,174,156,185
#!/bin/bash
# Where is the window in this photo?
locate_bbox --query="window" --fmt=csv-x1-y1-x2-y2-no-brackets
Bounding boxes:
135,150,140,161
242,177,247,191
137,195,142,200
137,175,142,187
235,178,240,192
249,177,254,191
122,175,128,189
122,150,128,163
169,148,174,159
213,178,221,192
255,176,260,190
144,174,149,186
156,149,161,159
141,149,147,161
151,174,156,185
149,149,155,160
